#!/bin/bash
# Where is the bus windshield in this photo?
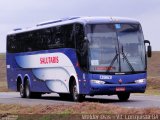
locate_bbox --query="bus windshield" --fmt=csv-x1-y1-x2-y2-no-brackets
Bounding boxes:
87,23,146,73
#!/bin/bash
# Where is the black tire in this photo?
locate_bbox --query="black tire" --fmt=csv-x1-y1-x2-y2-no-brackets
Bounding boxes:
117,93,130,101
25,80,42,98
20,83,26,98
70,80,85,102
24,80,33,98
20,80,41,98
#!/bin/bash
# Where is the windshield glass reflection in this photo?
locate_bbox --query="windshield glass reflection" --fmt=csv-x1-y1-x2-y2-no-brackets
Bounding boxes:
87,23,146,73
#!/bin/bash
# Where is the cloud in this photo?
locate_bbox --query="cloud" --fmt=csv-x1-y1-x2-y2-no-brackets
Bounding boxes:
135,7,160,51
0,0,160,52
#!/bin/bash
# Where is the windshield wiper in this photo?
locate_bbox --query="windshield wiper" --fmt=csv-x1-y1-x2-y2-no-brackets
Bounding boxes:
121,45,135,73
106,46,135,73
106,47,119,73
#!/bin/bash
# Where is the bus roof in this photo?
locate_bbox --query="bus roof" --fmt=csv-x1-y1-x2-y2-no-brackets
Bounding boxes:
8,16,140,35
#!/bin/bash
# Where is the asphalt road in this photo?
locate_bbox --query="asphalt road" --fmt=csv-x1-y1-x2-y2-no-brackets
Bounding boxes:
0,92,160,108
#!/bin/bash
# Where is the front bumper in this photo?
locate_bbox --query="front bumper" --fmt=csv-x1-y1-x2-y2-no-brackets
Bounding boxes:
89,83,146,95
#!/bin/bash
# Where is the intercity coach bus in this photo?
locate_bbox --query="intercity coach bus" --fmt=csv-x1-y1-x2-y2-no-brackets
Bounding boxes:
6,17,152,102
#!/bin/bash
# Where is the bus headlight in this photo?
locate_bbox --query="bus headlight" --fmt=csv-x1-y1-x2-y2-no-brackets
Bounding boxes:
91,80,105,84
135,79,146,84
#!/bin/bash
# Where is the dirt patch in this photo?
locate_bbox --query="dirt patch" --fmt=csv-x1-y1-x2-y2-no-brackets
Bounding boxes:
148,51,160,77
0,54,6,82
147,77,160,90
145,77,160,95
0,54,7,92
0,102,160,115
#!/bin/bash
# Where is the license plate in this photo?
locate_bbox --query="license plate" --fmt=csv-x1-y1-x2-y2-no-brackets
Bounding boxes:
116,87,125,91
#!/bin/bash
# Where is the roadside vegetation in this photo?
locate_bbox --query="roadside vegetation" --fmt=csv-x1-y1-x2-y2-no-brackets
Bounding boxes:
146,51,160,95
0,102,160,114
0,53,7,92
146,77,160,95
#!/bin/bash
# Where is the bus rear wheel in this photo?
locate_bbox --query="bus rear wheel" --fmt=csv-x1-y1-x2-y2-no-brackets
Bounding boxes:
71,80,85,102
25,80,33,98
20,83,26,98
24,80,41,98
117,93,130,101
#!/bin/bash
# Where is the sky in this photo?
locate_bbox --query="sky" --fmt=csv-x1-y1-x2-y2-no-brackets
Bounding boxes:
0,0,160,53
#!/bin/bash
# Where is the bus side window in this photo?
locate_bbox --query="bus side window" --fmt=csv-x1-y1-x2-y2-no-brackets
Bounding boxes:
43,28,51,50
42,30,49,50
31,31,38,51
35,30,43,50
15,34,24,52
26,33,34,52
7,35,16,53
37,30,47,50
55,26,64,48
47,28,56,49
63,24,75,48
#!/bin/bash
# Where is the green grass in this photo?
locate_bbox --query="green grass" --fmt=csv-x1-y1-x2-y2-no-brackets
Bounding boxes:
145,89,160,95
0,103,160,116
146,77,160,95
59,109,73,115
0,81,7,87
0,53,5,59
0,81,8,92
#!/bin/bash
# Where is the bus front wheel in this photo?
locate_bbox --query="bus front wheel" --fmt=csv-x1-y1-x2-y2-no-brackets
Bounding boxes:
117,93,130,101
71,80,85,102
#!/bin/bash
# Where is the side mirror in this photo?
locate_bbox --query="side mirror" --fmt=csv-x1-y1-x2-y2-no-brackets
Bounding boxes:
144,40,152,57
144,40,150,45
147,45,152,57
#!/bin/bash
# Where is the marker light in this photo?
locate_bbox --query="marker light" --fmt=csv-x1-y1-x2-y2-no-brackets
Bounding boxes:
135,79,146,84
91,80,105,84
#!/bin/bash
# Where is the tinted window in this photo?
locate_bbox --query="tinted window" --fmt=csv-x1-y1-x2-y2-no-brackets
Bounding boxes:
7,24,75,53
